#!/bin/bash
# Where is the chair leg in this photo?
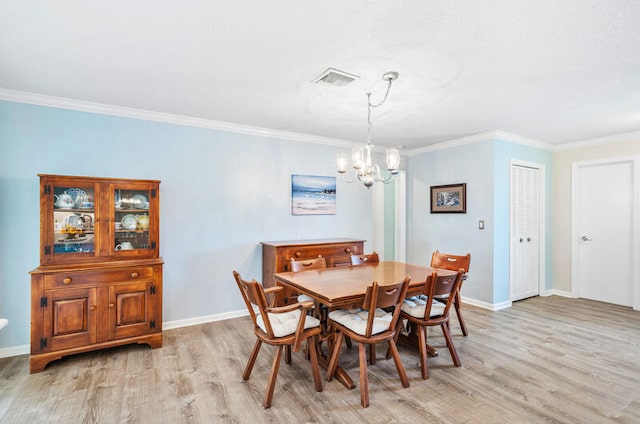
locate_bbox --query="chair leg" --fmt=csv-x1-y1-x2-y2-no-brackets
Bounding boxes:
358,342,369,408
243,339,262,380
326,331,344,382
454,291,468,336
263,345,284,408
441,321,461,367
417,325,429,379
386,319,404,360
285,345,292,365
387,338,409,388
368,344,376,365
308,336,323,392
345,335,353,348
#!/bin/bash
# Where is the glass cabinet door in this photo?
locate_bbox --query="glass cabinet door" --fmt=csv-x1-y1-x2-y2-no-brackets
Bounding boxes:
52,183,96,255
113,187,152,252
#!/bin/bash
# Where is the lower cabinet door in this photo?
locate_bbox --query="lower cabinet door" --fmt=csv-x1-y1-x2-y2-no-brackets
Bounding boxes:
109,281,153,340
43,287,97,351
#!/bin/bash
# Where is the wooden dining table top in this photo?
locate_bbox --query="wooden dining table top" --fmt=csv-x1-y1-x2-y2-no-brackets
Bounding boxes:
274,261,456,308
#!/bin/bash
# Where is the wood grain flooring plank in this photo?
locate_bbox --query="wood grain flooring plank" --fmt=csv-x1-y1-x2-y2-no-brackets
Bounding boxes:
1,296,639,423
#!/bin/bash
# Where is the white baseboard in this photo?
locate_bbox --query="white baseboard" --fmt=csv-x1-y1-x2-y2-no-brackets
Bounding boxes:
461,296,512,311
0,344,29,359
162,309,248,330
541,289,574,298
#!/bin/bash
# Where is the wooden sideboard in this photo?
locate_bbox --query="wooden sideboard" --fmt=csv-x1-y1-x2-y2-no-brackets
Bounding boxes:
261,238,365,302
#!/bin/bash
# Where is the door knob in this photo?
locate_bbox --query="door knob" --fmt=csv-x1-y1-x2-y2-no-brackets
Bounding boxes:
527,237,531,242
581,236,592,242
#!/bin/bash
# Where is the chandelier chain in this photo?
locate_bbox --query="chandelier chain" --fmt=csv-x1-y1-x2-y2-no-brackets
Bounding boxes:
366,78,394,127
335,71,399,188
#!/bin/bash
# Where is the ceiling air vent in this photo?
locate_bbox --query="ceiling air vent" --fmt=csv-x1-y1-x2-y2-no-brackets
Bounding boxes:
312,68,360,87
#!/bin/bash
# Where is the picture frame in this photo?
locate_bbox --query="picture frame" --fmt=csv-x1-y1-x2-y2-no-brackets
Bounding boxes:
291,174,336,215
430,183,466,213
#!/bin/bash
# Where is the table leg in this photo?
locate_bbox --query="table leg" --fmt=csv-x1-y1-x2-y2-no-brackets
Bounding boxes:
316,329,355,389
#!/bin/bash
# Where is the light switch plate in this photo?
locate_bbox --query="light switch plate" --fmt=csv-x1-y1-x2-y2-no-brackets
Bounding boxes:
478,220,485,230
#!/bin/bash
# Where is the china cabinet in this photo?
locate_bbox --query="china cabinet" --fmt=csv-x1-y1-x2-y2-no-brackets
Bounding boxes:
30,174,163,373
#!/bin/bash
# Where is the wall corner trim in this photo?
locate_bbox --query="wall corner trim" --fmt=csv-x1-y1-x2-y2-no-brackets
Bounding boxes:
461,296,512,311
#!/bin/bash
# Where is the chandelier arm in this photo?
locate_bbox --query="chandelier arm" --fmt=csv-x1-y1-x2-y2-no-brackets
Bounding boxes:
378,174,396,184
339,173,359,184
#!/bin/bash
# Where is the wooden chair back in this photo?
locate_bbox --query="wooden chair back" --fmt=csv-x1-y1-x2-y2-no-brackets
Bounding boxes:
351,252,380,266
328,255,352,267
233,270,275,337
419,269,464,321
361,278,410,338
290,256,327,272
430,250,471,273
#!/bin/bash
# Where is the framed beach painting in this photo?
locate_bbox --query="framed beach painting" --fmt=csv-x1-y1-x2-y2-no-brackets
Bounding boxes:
430,183,466,213
291,175,336,215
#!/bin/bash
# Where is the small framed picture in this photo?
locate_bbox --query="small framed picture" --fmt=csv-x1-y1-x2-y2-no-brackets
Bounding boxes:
430,183,466,213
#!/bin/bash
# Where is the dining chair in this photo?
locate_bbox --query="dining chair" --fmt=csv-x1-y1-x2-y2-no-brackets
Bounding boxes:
350,252,380,266
290,256,327,304
327,255,352,267
396,269,464,379
232,271,323,408
291,256,355,352
326,277,411,408
289,256,327,272
430,250,471,336
350,251,382,362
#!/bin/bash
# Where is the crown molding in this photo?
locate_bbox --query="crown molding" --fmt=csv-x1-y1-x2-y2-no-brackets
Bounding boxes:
406,130,497,156
493,130,556,150
3,88,636,154
406,130,555,156
0,88,356,149
553,130,640,151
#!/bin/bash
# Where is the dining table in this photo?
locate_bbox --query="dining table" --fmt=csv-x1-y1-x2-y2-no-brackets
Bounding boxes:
273,261,456,388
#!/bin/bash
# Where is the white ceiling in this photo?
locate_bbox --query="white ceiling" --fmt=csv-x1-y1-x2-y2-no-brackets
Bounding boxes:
2,1,640,150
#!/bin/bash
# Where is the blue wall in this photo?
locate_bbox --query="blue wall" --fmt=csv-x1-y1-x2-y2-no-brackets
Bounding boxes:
0,99,555,351
407,141,495,303
0,100,374,350
406,137,553,306
493,138,553,304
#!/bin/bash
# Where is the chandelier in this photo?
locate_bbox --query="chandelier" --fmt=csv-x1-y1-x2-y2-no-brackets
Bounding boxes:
336,71,400,188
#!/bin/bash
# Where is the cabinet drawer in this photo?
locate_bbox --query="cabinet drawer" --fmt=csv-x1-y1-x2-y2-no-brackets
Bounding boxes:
44,267,154,290
284,244,361,261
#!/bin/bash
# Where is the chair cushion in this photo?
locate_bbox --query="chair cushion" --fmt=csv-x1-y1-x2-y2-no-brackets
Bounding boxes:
297,294,314,303
328,308,392,336
401,295,445,318
256,310,320,337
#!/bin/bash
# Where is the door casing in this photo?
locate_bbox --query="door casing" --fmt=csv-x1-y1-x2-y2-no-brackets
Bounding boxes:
571,157,640,310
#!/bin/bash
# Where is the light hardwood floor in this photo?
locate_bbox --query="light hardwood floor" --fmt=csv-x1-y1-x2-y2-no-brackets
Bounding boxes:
1,296,639,423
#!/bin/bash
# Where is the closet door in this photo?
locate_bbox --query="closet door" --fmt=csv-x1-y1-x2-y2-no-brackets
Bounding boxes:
510,164,541,301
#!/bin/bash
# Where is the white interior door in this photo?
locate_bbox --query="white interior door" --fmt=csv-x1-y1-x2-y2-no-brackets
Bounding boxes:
510,163,542,301
572,159,637,307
